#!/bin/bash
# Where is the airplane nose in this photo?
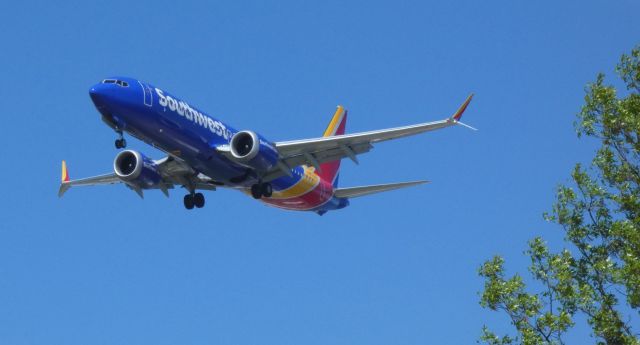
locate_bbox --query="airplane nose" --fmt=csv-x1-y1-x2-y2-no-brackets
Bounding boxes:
89,83,107,106
89,83,113,114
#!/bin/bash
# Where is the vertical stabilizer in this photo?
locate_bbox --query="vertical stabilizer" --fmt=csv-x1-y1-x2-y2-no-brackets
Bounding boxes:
317,105,347,186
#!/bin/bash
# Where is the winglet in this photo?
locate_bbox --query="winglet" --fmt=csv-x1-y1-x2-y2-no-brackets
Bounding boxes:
61,160,70,182
449,93,477,130
58,161,71,197
450,93,474,121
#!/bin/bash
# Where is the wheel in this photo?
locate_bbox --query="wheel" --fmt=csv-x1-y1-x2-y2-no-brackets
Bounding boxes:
183,194,195,209
261,183,273,197
251,184,262,199
115,138,127,149
194,193,205,208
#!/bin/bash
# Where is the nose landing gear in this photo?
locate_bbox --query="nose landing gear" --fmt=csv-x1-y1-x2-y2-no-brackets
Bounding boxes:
114,130,127,149
115,138,127,149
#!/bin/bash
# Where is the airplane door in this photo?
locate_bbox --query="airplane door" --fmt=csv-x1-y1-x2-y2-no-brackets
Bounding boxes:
138,81,153,107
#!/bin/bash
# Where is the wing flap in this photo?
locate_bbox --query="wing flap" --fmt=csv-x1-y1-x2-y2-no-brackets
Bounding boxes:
262,142,372,181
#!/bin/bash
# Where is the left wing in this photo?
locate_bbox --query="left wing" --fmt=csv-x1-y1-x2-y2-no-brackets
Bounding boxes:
263,94,475,180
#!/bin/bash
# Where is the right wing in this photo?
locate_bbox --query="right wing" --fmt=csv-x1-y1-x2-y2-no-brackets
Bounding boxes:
58,157,219,198
58,161,120,197
262,94,475,180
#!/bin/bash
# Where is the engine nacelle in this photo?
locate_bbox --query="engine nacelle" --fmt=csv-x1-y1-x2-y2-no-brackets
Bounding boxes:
229,130,279,171
113,150,162,188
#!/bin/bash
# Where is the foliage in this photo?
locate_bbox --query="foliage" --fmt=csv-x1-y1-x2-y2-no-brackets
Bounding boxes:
479,46,640,345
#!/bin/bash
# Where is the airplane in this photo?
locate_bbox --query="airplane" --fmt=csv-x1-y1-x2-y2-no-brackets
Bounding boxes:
59,77,474,215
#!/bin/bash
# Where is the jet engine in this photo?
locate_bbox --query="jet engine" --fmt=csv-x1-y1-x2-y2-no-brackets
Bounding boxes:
113,150,162,188
229,130,278,171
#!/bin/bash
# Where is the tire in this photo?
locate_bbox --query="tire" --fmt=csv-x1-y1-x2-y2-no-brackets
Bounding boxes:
115,139,122,149
251,184,262,199
194,193,205,208
262,183,273,197
183,194,195,209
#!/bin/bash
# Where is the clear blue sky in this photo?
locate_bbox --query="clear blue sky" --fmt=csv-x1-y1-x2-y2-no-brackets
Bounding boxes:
0,1,638,344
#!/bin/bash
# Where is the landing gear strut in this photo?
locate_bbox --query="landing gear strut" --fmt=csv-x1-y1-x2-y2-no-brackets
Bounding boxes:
251,182,272,199
115,131,127,149
184,192,205,209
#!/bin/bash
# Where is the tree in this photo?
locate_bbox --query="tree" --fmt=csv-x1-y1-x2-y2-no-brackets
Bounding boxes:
479,46,640,345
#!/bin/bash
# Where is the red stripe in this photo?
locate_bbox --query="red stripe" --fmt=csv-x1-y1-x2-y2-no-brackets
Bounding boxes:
262,179,334,211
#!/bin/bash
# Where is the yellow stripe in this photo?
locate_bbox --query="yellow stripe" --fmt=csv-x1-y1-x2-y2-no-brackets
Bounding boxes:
323,105,345,137
61,160,69,182
270,167,320,199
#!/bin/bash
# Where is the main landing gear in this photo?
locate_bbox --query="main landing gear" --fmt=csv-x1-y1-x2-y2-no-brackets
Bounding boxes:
184,192,205,210
114,131,127,149
251,182,272,199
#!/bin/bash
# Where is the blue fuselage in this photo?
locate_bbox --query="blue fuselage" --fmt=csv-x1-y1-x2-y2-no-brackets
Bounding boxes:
89,76,347,213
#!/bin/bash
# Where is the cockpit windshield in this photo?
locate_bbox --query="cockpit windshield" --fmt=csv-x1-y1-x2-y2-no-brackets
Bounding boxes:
102,79,129,87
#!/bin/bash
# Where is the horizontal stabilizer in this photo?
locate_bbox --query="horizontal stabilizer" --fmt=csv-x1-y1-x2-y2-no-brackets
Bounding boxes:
334,180,429,199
